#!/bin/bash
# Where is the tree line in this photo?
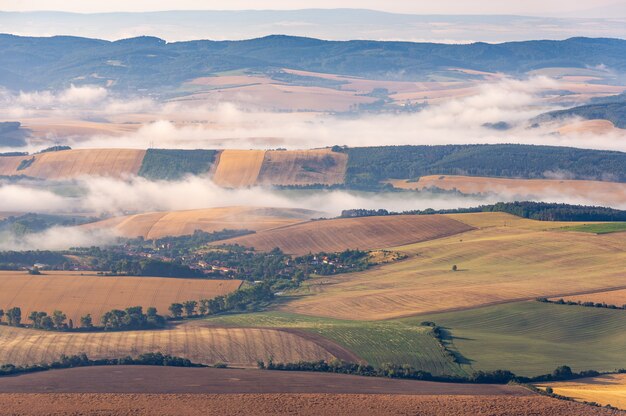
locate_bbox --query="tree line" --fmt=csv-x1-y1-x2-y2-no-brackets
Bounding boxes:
341,201,626,222
259,358,615,385
537,297,626,311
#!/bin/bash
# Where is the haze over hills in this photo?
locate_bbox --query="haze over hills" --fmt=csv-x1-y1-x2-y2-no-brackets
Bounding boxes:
1,9,626,43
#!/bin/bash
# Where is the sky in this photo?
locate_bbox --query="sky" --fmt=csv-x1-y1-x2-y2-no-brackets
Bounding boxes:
1,0,624,17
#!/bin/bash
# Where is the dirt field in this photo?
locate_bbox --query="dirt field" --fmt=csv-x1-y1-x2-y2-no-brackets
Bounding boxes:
558,119,619,135
0,393,617,415
537,373,626,410
553,288,626,307
0,324,335,367
211,149,266,187
0,365,526,394
80,206,317,239
0,149,146,179
257,149,347,186
279,213,626,320
220,214,474,255
388,175,626,207
0,271,241,323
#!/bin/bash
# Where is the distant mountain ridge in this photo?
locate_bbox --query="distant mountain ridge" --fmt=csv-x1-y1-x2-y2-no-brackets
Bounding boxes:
0,35,625,93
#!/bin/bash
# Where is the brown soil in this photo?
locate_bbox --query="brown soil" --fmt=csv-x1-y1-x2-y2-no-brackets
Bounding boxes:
0,393,620,415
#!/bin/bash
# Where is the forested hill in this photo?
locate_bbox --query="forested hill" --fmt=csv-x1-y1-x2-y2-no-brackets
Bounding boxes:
341,144,626,188
0,35,625,91
536,100,626,129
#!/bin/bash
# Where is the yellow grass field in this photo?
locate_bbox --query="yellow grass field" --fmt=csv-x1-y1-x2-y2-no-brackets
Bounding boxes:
80,206,316,239
0,323,334,367
553,289,626,307
257,149,347,186
388,175,626,207
537,374,626,410
211,150,266,187
0,271,242,323
558,120,619,135
0,149,146,179
279,213,626,320
221,214,474,255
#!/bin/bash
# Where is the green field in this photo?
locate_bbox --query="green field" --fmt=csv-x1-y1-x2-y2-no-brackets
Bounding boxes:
561,222,626,234
205,311,465,376
416,301,626,377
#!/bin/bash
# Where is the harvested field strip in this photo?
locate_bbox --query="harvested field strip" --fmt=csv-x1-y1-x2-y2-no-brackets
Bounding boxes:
220,214,474,255
211,149,266,187
0,271,241,324
3,149,146,179
553,288,626,307
0,366,525,395
0,394,617,416
416,302,626,377
79,206,317,239
203,312,464,376
0,325,334,367
389,175,626,207
537,373,626,410
278,212,626,320
257,149,348,186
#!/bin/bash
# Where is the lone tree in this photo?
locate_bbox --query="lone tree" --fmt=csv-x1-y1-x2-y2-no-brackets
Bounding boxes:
51,310,67,330
452,265,458,271
0,309,4,323
169,303,183,319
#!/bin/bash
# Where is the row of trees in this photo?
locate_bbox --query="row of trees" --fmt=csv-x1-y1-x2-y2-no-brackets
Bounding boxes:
169,283,275,319
259,359,609,385
538,297,626,311
0,306,166,331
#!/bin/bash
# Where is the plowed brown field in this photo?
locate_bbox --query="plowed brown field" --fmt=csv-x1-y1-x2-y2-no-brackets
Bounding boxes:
220,214,475,255
211,149,266,187
388,175,626,207
0,271,241,323
257,149,347,186
0,149,146,179
80,206,316,239
0,325,334,367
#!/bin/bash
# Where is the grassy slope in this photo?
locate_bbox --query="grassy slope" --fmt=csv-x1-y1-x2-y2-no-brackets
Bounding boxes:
416,302,626,377
561,223,626,234
204,311,465,376
279,213,626,320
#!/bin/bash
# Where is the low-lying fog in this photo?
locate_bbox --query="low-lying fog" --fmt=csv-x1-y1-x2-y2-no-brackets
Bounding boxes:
1,174,624,250
1,76,625,154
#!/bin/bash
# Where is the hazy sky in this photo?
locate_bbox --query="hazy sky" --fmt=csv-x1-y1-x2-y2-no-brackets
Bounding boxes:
2,0,623,17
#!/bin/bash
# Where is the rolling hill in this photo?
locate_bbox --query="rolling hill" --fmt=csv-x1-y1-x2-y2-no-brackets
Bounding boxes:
1,34,625,92
80,206,318,239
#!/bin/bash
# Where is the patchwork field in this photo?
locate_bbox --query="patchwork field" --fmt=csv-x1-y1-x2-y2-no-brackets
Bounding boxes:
0,323,334,367
80,206,317,239
0,271,242,323
278,213,626,319
211,149,266,187
220,214,474,255
537,373,626,410
387,175,626,208
257,149,347,186
553,289,626,307
0,149,146,179
205,311,463,375
416,302,626,376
